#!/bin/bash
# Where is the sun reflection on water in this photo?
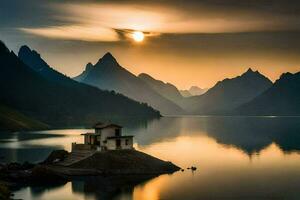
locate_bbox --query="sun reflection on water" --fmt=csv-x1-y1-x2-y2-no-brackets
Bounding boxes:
8,116,300,200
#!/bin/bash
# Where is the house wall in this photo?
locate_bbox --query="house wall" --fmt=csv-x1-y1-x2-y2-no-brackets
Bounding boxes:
122,138,133,149
106,137,133,150
100,127,121,146
107,139,116,150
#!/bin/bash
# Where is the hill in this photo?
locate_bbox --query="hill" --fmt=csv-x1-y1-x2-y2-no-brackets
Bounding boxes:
0,104,49,131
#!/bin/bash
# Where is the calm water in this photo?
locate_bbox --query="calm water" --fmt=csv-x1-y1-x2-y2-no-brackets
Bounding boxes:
1,116,300,200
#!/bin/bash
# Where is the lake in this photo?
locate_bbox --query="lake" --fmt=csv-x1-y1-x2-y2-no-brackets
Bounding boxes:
2,116,300,200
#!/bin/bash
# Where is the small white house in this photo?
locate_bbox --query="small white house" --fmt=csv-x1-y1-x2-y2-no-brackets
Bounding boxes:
72,122,134,152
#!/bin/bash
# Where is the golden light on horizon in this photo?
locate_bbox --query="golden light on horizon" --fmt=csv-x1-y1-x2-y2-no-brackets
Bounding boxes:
132,31,145,42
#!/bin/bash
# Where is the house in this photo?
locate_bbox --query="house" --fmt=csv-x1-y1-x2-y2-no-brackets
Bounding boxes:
72,122,134,152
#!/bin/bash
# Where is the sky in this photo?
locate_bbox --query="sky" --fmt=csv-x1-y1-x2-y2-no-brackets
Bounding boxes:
1,0,300,89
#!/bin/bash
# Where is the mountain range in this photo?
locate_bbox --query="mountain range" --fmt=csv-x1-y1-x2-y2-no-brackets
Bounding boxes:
182,68,273,114
1,39,300,131
180,86,208,97
236,71,300,115
74,53,184,115
0,41,160,130
74,52,300,116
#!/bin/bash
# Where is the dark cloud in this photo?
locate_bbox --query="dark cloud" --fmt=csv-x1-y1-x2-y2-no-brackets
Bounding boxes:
1,0,300,31
0,0,70,28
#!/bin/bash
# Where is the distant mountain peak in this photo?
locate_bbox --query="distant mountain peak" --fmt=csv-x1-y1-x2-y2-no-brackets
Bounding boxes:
243,68,258,75
246,68,254,73
85,62,94,71
96,52,119,67
19,45,31,53
19,45,42,59
103,52,114,59
188,86,208,96
240,68,267,79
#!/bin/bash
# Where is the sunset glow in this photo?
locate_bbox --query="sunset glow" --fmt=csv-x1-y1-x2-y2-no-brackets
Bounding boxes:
132,31,145,42
2,0,300,88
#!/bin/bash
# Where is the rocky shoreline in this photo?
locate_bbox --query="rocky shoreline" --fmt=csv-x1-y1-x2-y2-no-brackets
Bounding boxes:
0,149,180,199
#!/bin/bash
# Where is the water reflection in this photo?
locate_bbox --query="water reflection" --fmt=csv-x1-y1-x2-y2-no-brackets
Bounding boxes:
0,129,90,163
2,117,300,162
136,136,300,200
132,116,300,155
15,175,158,200
4,116,300,200
14,134,300,200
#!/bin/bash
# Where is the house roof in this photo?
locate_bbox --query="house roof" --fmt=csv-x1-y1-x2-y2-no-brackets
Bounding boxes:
81,132,101,136
93,122,122,129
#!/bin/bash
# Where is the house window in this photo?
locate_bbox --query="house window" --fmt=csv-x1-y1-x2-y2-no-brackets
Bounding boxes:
96,129,101,134
115,129,121,136
125,139,129,145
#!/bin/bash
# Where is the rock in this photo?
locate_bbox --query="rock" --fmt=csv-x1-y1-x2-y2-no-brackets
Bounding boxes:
42,150,69,164
52,149,180,175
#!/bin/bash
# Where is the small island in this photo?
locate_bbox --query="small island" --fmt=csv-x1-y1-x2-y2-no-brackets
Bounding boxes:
0,123,180,198
46,122,180,176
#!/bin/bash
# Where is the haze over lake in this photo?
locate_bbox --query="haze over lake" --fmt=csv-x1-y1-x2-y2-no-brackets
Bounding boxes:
2,116,300,200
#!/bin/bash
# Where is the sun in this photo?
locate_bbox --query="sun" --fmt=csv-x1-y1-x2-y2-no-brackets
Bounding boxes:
132,31,144,42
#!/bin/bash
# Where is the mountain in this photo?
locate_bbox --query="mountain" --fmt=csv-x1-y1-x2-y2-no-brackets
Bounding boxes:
189,86,208,96
179,90,192,97
18,46,75,86
236,71,300,115
74,62,94,82
183,68,273,114
138,73,183,106
180,86,208,97
0,41,160,128
74,53,184,115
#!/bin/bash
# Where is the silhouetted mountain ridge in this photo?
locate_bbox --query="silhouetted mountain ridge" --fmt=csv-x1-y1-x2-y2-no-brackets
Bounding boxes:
138,73,183,106
75,53,185,115
18,45,76,86
236,71,300,115
183,68,273,114
0,42,160,128
0,41,9,54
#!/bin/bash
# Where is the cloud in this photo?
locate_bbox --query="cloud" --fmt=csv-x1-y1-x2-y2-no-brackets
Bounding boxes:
20,26,119,42
15,1,300,42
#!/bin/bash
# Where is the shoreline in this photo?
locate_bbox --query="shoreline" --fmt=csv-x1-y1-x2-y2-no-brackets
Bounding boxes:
0,149,180,198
